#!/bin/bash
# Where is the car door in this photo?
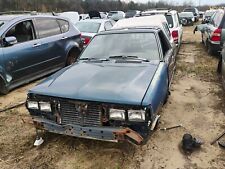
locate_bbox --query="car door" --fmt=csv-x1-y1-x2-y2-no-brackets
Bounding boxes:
34,18,65,70
158,31,175,84
2,19,43,83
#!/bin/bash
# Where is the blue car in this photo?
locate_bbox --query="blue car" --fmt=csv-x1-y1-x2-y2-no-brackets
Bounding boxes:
0,14,83,94
26,27,176,145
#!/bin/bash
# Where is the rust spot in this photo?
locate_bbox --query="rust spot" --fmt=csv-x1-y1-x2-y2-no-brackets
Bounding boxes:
113,128,143,145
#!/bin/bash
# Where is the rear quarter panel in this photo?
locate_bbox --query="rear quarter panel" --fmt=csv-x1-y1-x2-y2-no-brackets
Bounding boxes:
142,62,169,114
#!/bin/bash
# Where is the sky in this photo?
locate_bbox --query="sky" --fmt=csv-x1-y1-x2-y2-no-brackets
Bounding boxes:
125,0,225,6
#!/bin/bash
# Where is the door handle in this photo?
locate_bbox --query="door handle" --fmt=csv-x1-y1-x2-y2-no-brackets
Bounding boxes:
61,37,68,40
33,43,41,48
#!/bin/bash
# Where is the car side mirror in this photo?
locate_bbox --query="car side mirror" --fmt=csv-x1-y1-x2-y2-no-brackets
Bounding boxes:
4,36,17,46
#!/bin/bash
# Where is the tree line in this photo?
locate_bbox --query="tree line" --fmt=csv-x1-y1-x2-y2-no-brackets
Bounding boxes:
0,0,223,14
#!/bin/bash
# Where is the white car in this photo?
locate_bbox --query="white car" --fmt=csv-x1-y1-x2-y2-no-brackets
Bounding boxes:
108,11,125,21
141,9,183,48
60,11,79,25
113,15,175,47
75,19,115,47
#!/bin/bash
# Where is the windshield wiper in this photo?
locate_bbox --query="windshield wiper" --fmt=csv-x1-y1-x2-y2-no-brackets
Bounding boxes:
79,57,109,61
109,55,150,62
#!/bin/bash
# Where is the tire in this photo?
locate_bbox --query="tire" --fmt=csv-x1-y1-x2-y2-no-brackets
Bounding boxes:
0,79,9,95
66,49,80,66
217,55,222,74
207,42,214,56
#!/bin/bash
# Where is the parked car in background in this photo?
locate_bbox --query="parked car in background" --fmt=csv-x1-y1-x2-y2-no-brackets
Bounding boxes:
114,15,175,48
200,9,225,55
100,12,108,19
183,7,199,22
125,10,141,18
108,11,125,21
202,10,217,23
26,19,176,144
0,14,83,94
59,11,79,25
79,14,90,20
199,11,204,18
179,12,195,26
141,9,183,48
75,19,115,47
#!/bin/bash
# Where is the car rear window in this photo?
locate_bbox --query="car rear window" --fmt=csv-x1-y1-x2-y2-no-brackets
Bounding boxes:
35,18,61,38
75,22,101,33
80,33,160,60
184,8,195,13
165,15,173,28
108,12,118,17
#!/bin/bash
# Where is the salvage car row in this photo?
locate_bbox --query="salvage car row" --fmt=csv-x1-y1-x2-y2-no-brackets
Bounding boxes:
1,9,182,145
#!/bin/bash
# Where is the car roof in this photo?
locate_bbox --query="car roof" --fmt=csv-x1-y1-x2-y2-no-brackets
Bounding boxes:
98,27,159,36
0,14,67,22
113,15,167,29
142,9,177,15
77,19,111,23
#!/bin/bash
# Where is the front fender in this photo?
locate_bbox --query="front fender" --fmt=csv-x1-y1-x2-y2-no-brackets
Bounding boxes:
142,62,169,114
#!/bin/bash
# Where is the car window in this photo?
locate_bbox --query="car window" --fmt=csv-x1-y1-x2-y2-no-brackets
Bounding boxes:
57,19,69,33
165,15,174,28
35,18,61,38
104,21,113,30
213,12,224,27
5,20,35,43
158,31,171,56
80,33,160,60
75,22,101,33
162,23,171,38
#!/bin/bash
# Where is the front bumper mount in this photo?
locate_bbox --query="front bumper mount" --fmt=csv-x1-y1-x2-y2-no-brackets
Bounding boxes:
32,117,144,145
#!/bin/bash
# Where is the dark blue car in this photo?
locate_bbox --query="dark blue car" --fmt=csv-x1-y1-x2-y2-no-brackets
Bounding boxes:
26,27,176,145
0,14,83,94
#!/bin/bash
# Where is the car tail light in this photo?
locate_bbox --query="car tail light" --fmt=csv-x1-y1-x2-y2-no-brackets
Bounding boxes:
172,30,178,43
82,36,91,45
211,28,221,42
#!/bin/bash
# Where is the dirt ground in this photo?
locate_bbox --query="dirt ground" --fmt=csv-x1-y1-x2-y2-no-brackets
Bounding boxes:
0,25,225,169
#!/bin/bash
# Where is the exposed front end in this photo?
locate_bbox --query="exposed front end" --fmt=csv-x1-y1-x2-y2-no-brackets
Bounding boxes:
26,94,153,145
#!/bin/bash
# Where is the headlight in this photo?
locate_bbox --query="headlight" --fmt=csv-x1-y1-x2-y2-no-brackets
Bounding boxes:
27,101,39,110
109,109,125,121
128,110,145,122
39,102,52,112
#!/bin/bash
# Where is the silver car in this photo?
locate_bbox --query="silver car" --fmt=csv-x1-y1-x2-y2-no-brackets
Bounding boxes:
75,19,115,47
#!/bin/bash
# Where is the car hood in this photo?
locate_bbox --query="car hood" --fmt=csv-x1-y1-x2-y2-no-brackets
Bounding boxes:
30,61,159,105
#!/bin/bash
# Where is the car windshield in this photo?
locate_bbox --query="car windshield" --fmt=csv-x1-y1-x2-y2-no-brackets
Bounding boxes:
179,12,194,18
125,11,137,17
80,33,160,61
75,22,101,33
165,15,173,28
205,11,215,17
108,12,118,16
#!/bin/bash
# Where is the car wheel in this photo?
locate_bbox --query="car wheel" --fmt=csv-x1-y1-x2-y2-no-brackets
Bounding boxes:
207,42,214,55
217,55,222,74
66,49,80,66
0,79,9,95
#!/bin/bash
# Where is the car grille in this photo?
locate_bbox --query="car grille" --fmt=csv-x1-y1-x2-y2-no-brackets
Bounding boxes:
60,99,102,127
